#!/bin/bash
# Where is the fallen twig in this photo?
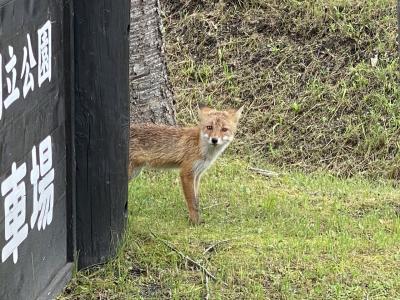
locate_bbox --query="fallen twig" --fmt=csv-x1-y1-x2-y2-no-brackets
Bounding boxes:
202,239,233,255
150,231,222,283
203,202,227,210
205,273,210,300
249,167,279,177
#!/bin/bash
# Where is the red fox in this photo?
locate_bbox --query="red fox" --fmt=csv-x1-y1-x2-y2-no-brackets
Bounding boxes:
128,105,244,224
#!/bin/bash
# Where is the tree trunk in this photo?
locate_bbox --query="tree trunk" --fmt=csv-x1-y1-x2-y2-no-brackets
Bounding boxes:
129,0,176,125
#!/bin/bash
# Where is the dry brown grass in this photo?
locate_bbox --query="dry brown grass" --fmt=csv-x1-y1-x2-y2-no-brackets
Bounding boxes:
161,0,400,179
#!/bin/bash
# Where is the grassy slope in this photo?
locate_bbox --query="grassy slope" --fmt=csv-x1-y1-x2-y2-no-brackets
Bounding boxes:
162,0,400,178
61,157,400,299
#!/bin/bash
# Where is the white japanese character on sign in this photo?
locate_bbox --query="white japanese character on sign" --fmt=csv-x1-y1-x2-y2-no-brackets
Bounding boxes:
1,162,28,264
37,20,52,87
4,46,20,109
0,54,2,120
21,34,37,98
30,135,54,231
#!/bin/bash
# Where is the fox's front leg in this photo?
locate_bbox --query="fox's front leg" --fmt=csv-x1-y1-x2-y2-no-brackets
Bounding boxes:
194,174,201,200
180,167,201,224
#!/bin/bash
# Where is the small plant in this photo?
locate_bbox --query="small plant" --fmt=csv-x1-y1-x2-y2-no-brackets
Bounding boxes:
291,102,301,113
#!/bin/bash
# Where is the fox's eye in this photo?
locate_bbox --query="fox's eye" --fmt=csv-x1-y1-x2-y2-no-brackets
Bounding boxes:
221,128,228,132
207,126,213,130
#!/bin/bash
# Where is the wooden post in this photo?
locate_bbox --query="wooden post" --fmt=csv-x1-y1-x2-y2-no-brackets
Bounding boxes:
64,0,76,266
73,0,130,268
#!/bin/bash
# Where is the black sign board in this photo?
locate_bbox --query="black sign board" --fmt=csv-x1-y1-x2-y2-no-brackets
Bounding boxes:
0,0,72,299
0,0,130,297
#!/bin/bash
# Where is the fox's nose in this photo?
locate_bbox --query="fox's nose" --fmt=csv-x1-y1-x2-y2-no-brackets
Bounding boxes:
211,138,218,145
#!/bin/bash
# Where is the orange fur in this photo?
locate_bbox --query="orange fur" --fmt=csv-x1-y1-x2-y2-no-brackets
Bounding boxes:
129,106,243,224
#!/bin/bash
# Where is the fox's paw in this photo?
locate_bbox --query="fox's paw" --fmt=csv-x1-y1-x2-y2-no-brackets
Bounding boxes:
189,215,204,226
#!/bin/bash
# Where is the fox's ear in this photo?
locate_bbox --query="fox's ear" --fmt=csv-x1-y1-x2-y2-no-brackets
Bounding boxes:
198,104,213,119
235,106,244,121
228,106,244,122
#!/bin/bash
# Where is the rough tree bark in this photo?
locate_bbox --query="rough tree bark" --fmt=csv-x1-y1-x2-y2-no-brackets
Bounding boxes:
129,0,176,125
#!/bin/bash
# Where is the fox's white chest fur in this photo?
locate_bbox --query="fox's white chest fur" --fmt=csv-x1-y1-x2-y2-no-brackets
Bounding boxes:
192,141,229,177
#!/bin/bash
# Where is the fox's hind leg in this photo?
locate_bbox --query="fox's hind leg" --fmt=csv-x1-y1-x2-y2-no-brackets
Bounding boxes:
128,160,143,181
129,167,143,180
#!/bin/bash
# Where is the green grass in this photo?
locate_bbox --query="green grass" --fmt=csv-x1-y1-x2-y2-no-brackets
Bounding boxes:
60,157,400,299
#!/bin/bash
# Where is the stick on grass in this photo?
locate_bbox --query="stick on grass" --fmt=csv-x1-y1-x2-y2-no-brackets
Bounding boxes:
150,231,222,283
202,239,233,255
249,167,279,177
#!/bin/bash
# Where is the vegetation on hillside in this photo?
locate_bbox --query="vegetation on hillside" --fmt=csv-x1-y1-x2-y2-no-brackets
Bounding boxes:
161,0,399,178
